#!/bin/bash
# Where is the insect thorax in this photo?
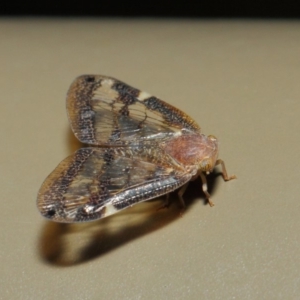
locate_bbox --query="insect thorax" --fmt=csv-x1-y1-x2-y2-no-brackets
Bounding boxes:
162,133,219,172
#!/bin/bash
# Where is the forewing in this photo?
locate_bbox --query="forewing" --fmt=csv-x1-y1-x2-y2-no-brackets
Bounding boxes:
67,75,200,146
37,146,194,223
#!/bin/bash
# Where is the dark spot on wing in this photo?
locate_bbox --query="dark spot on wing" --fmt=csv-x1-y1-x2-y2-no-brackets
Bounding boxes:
103,149,115,165
143,97,161,110
113,81,140,97
45,209,56,218
119,105,130,116
120,93,136,105
85,76,95,83
112,81,139,105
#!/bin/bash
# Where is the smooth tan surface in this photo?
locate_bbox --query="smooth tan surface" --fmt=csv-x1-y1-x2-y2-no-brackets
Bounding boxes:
1,18,300,299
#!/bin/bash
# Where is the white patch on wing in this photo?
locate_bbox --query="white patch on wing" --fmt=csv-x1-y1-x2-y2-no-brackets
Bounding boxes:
138,91,152,101
93,79,119,103
103,202,119,217
101,78,114,87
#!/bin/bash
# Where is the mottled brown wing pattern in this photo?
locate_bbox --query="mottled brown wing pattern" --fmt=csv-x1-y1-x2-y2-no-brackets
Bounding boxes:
67,75,201,146
37,146,194,223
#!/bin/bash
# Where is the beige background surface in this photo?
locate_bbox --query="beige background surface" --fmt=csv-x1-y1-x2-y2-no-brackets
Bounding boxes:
1,18,300,299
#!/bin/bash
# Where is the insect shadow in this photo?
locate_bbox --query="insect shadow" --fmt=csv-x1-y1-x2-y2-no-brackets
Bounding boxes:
37,128,220,267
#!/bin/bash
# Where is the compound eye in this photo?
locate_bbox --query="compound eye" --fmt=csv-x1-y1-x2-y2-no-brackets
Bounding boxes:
200,157,212,172
208,135,217,141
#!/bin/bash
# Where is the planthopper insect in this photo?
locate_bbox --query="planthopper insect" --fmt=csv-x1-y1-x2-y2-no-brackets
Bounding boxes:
37,75,236,223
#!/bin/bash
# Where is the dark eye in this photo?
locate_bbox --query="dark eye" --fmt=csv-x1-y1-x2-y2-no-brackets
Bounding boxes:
85,76,95,83
46,209,56,217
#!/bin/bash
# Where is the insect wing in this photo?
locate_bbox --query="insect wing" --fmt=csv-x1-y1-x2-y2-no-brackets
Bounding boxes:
67,75,201,146
37,147,193,223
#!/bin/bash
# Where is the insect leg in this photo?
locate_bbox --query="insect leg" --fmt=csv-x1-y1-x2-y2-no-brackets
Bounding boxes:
165,192,170,205
198,172,214,207
157,193,171,211
176,182,190,216
177,182,190,208
215,159,237,181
